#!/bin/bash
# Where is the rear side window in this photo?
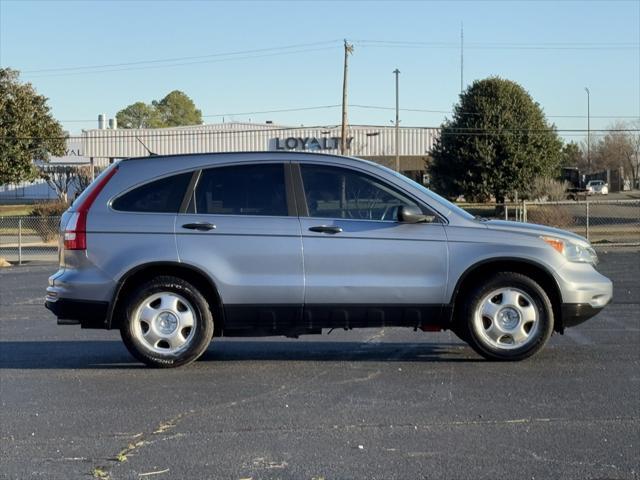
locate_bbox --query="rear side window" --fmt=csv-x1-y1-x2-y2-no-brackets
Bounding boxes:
112,172,191,213
193,164,287,216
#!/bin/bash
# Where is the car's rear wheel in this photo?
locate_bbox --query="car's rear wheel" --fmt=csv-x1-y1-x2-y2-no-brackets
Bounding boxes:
120,276,214,368
460,272,554,361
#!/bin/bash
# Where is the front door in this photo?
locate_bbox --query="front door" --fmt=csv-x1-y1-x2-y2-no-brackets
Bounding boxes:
296,163,448,328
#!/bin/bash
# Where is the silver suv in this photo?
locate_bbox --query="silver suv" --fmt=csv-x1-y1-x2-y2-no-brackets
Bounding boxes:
46,152,612,367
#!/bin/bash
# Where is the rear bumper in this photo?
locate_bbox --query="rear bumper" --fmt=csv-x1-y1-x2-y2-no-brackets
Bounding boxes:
45,297,109,329
561,302,607,328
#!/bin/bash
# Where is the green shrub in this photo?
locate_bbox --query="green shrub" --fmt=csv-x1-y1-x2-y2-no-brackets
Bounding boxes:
29,201,68,242
30,201,69,217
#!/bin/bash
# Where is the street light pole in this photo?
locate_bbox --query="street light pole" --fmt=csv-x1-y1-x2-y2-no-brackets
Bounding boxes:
585,87,590,172
394,68,400,172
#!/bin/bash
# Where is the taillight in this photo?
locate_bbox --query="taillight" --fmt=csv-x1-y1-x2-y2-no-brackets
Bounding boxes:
64,167,118,250
64,212,85,250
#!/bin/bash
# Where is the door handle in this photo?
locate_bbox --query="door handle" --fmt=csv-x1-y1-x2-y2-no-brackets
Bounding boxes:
308,225,342,234
182,222,216,231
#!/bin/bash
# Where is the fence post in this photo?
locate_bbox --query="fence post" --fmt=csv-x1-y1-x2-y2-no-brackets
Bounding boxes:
18,218,22,265
585,200,590,241
504,204,508,220
523,201,527,223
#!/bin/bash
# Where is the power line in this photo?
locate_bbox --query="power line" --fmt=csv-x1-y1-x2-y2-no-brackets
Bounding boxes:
20,37,639,78
357,39,640,46
355,39,640,50
350,104,640,119
24,45,341,78
56,104,639,122
58,105,342,122
352,104,474,114
22,40,342,73
3,126,638,141
203,104,342,118
4,125,337,141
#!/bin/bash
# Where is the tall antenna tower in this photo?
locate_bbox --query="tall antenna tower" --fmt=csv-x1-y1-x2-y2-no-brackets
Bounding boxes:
460,22,464,94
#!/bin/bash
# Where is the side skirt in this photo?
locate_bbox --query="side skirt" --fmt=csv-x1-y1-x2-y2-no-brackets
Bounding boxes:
222,304,452,337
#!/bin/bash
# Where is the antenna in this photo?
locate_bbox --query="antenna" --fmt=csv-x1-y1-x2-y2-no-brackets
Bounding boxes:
135,136,157,156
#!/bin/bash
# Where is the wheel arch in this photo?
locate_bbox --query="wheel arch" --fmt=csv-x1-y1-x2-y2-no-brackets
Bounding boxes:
107,261,224,336
449,257,565,333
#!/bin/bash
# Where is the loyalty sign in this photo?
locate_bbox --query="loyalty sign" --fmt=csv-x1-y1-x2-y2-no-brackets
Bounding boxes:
273,136,354,151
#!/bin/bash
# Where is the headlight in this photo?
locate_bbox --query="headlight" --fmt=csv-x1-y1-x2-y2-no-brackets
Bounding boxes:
541,236,598,264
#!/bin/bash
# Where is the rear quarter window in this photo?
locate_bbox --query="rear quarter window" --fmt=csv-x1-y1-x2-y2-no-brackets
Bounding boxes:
112,172,191,213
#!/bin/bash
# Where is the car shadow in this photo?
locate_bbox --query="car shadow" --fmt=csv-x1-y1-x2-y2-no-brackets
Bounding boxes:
0,340,481,369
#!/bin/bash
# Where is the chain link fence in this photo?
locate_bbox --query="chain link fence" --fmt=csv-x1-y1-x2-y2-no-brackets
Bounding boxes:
0,200,638,264
523,199,640,245
0,216,60,264
462,199,640,246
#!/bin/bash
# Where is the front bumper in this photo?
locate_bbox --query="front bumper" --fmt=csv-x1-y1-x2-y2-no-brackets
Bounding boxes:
561,302,609,328
556,262,613,307
553,261,613,331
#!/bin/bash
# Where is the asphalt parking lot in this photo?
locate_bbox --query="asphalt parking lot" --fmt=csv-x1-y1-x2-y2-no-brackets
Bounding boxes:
1,252,639,480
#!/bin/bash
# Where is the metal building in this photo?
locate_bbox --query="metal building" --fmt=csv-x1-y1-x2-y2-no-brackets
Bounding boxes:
82,122,440,176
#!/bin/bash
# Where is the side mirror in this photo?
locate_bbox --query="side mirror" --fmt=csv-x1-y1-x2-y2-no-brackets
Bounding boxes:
397,205,429,224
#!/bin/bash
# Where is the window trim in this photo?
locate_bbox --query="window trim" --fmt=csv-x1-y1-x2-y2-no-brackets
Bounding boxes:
292,162,447,224
179,170,201,214
181,161,297,218
109,169,195,215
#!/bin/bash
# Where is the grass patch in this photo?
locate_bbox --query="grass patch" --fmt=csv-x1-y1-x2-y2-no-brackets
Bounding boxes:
91,466,110,479
0,205,32,216
114,451,128,463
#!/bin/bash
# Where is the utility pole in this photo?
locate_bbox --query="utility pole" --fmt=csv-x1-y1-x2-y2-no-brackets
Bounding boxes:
585,87,591,171
340,40,353,155
393,68,401,172
460,22,464,94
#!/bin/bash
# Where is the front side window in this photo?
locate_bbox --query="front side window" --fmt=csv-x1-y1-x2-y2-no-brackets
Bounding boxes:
300,164,429,221
112,172,191,213
193,163,288,216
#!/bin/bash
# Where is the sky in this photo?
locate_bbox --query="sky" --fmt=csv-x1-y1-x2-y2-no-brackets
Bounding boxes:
0,0,639,141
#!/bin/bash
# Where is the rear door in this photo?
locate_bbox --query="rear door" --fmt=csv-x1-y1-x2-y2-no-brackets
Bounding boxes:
175,162,304,334
296,163,448,328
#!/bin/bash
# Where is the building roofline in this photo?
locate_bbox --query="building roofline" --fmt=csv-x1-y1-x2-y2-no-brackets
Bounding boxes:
83,123,441,136
119,150,356,163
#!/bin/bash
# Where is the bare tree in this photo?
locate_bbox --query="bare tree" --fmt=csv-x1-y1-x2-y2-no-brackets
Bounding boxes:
38,165,77,203
73,165,93,193
625,120,640,189
527,177,569,201
73,165,105,195
591,121,639,187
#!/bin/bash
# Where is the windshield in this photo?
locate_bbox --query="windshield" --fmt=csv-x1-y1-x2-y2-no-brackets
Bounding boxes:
375,163,475,220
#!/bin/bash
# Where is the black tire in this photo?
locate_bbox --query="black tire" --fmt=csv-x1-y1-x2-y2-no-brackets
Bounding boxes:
120,275,214,368
459,272,554,361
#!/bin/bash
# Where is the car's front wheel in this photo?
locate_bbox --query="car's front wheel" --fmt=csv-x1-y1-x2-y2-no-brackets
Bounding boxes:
120,276,214,368
461,272,554,361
